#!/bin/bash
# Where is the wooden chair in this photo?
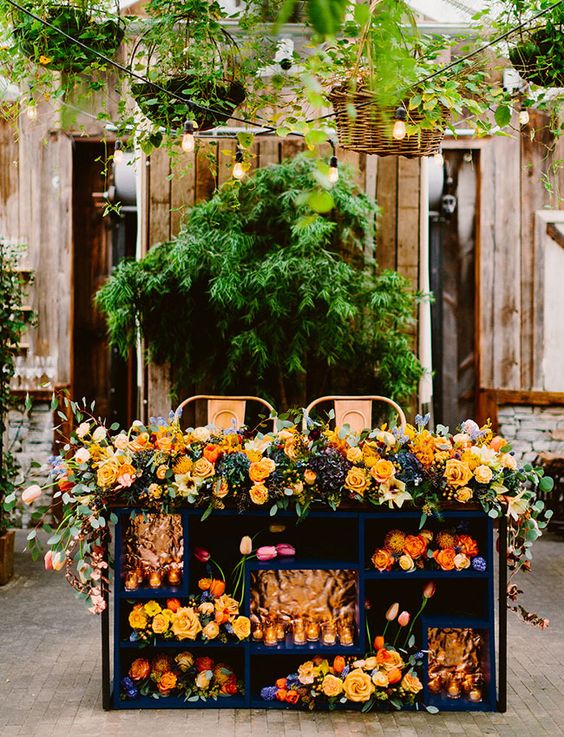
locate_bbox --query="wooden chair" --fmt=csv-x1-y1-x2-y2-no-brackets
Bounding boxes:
175,394,276,431
303,395,407,434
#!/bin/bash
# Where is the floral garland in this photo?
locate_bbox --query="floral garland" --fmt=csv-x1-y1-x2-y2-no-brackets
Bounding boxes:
371,527,486,573
127,590,251,644
122,651,243,701
17,400,553,618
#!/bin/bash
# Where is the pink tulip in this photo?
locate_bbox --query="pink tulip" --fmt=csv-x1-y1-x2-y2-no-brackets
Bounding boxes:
398,610,410,627
385,602,399,621
52,552,65,571
22,484,42,504
256,546,278,561
423,581,436,599
239,536,253,555
275,543,295,557
194,547,211,563
44,550,53,571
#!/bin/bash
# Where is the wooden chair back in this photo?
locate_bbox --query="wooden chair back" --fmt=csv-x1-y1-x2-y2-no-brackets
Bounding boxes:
175,394,275,431
303,395,407,434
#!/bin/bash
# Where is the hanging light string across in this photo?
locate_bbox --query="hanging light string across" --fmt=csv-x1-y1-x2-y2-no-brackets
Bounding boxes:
5,0,561,135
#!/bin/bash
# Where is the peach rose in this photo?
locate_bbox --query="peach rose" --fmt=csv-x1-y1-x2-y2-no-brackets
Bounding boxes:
96,458,120,488
249,457,276,482
401,672,423,694
371,670,389,688
322,674,343,697
232,616,251,640
403,534,427,559
198,602,215,616
501,453,517,470
346,446,363,464
155,435,173,453
371,548,394,572
171,607,202,640
195,671,211,690
444,459,473,487
371,458,396,484
454,552,471,570
202,621,220,640
192,458,215,480
250,482,269,505
376,649,405,672
455,486,473,503
342,669,375,702
490,435,506,452
434,547,456,571
129,657,151,681
398,553,415,572
453,433,472,448
304,469,317,485
344,466,369,496
474,464,493,484
297,661,315,685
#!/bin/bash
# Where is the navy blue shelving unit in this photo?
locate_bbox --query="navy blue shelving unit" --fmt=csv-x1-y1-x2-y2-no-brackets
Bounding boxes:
104,507,503,712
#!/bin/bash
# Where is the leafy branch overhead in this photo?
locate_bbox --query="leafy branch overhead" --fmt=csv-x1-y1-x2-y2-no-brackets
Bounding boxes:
96,155,423,407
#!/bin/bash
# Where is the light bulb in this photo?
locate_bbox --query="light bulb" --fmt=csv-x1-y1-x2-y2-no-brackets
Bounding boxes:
182,120,195,152
393,119,407,141
328,155,339,184
434,151,444,165
114,140,124,163
233,148,245,180
519,109,530,126
26,104,37,120
392,107,407,141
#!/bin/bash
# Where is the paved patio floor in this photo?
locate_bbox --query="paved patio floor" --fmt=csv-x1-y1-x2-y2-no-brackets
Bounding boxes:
1,530,563,737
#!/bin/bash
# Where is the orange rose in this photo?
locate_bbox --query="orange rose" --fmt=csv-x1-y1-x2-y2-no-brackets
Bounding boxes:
371,548,394,572
249,457,276,482
209,579,226,597
198,578,212,591
166,598,181,613
129,657,150,681
333,655,346,674
157,671,177,694
434,547,456,571
401,672,423,693
344,466,369,496
456,534,479,557
403,534,428,560
192,458,215,479
249,482,269,505
444,459,473,487
387,668,402,685
204,444,223,464
371,459,395,484
276,688,288,702
155,435,173,453
376,649,405,672
285,689,299,704
275,678,287,689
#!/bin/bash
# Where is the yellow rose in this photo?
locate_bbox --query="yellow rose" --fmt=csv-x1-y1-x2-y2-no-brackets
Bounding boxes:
455,486,473,503
156,464,168,480
297,660,316,684
362,442,380,468
232,615,251,640
175,651,194,671
283,438,300,460
346,446,363,463
148,483,162,499
250,482,269,505
364,656,378,670
171,607,202,640
321,674,343,697
453,433,472,448
501,453,517,470
370,458,396,484
474,464,493,484
401,672,423,694
195,671,211,689
144,600,162,617
128,607,148,629
214,595,239,622
173,456,193,474
151,613,170,634
96,458,120,488
399,553,415,572
372,670,389,688
444,459,473,487
249,457,276,482
344,466,369,496
202,621,220,640
192,458,215,479
304,469,317,485
342,669,376,702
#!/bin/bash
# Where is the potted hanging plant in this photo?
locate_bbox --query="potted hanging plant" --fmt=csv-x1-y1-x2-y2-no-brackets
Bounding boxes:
129,0,247,132
507,1,564,88
4,0,125,73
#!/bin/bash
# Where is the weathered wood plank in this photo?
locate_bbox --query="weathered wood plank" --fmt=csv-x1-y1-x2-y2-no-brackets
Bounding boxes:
148,147,171,246
396,157,420,291
477,141,496,390
195,141,218,203
375,156,398,271
170,150,196,237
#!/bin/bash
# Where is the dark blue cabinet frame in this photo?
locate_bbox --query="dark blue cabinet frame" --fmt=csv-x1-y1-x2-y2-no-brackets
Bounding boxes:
100,508,507,712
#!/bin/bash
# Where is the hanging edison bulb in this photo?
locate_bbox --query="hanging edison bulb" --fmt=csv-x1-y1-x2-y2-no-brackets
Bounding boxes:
328,154,339,184
392,106,407,141
25,103,38,121
114,139,125,163
182,120,195,152
233,147,245,180
519,109,530,126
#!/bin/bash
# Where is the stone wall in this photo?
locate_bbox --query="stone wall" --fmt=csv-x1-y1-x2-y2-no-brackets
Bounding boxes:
497,404,564,464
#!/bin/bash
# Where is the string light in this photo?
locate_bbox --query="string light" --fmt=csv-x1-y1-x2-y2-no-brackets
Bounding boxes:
392,106,407,141
519,109,530,126
233,147,245,180
434,149,444,165
25,102,37,120
113,139,124,163
328,154,339,184
182,119,195,152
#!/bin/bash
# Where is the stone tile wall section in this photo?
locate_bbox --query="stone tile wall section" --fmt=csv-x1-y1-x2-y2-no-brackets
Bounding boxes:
498,404,564,464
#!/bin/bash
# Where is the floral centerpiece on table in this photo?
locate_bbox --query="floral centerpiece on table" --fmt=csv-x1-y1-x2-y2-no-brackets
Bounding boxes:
371,527,485,574
17,398,552,621
128,587,250,645
121,651,243,701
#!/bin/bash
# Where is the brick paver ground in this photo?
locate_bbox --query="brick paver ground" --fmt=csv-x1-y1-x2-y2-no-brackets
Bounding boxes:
1,530,563,737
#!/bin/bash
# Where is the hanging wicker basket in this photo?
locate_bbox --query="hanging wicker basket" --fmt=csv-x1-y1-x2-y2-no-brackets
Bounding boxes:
329,85,449,158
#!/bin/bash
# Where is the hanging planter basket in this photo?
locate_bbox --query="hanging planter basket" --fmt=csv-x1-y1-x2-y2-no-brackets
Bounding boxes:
509,26,564,88
12,4,124,73
329,85,448,158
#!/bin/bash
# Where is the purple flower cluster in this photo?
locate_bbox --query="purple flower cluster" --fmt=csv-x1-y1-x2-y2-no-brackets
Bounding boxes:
261,686,278,701
471,556,487,572
120,676,139,699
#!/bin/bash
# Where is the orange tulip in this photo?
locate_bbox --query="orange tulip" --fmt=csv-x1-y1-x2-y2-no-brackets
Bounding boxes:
373,635,385,651
209,579,225,597
333,656,346,674
388,668,402,685
198,578,212,591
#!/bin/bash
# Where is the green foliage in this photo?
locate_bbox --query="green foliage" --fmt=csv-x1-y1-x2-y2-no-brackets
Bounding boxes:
97,155,422,408
0,241,34,533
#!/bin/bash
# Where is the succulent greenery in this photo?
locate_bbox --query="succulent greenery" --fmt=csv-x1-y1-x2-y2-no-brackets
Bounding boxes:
96,155,423,409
